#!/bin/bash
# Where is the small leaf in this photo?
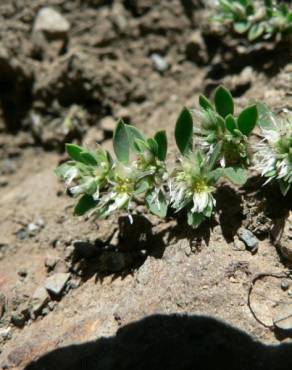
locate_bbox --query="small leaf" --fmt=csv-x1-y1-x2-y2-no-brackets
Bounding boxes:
80,151,98,166
256,103,275,130
113,119,129,163
237,105,258,136
145,190,168,218
223,167,247,186
154,131,168,161
208,142,222,171
234,21,250,34
279,180,290,197
134,138,150,153
199,95,214,111
74,194,97,216
225,114,237,133
147,138,159,156
187,212,205,228
175,107,193,155
66,144,84,162
214,86,234,118
248,23,265,41
125,125,146,152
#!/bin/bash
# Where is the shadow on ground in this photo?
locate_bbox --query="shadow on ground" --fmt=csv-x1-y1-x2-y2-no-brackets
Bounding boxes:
24,313,292,370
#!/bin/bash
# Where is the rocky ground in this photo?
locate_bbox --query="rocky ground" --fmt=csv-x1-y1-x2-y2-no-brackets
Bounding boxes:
0,1,292,369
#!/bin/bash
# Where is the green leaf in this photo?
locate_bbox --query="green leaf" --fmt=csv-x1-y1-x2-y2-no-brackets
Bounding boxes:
154,131,168,161
134,138,150,153
199,95,214,111
279,180,290,197
175,107,193,155
74,194,97,216
237,105,258,136
256,103,275,130
113,119,129,163
66,144,84,162
147,138,159,156
248,23,265,41
234,21,250,34
225,114,237,133
80,151,98,166
145,190,168,218
125,124,146,153
214,86,234,118
208,142,222,171
223,167,247,186
187,212,205,228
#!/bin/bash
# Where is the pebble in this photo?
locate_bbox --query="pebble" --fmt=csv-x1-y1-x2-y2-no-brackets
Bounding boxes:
11,311,26,328
44,255,58,271
232,237,246,251
237,228,259,252
0,327,12,341
17,268,28,278
151,53,169,72
30,286,50,315
281,279,290,291
100,116,116,132
45,272,70,296
33,7,70,36
273,305,292,331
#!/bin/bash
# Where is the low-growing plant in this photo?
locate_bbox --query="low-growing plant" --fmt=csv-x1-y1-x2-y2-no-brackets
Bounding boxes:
254,104,292,196
192,86,258,185
213,0,292,41
56,121,169,221
56,86,291,229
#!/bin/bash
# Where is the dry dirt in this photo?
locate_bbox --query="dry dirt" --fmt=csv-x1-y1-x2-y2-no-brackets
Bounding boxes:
0,1,292,369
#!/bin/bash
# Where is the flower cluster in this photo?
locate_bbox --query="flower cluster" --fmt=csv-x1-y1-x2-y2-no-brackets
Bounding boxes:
213,0,292,42
254,105,292,195
56,86,292,229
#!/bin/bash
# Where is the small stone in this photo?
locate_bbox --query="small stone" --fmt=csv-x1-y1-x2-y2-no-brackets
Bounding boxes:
30,286,50,315
44,255,58,271
0,177,8,187
232,237,246,251
151,53,169,72
237,228,259,252
45,273,70,296
17,268,28,278
27,223,39,235
281,279,291,291
0,292,6,318
16,228,27,241
100,116,116,132
0,327,12,341
11,312,26,328
274,305,292,331
33,7,70,37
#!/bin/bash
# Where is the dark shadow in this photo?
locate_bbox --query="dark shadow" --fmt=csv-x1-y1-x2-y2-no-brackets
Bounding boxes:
0,57,33,132
215,184,244,243
23,313,292,370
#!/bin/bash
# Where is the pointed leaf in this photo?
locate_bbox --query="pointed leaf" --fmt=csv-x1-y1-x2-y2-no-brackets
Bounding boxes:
248,23,265,41
279,180,290,197
187,212,205,228
225,114,237,133
223,167,247,186
237,105,258,136
80,151,98,166
154,131,168,161
234,21,250,34
175,107,193,155
147,138,159,156
125,124,146,152
66,144,84,162
145,190,168,218
256,103,275,130
113,119,129,163
214,86,234,118
199,95,214,111
74,194,97,216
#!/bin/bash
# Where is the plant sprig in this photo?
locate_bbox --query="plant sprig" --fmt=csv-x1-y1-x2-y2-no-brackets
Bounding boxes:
213,0,292,42
56,86,291,229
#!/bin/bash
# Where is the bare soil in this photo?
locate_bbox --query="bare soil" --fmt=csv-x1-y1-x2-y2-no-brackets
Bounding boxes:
0,1,291,369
